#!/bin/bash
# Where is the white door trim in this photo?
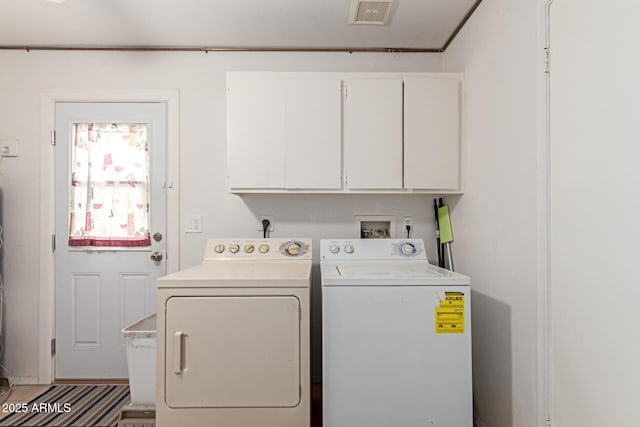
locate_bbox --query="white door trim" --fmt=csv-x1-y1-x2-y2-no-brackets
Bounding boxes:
39,89,180,384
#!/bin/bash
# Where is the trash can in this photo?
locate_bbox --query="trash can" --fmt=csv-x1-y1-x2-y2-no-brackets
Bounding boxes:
122,313,156,406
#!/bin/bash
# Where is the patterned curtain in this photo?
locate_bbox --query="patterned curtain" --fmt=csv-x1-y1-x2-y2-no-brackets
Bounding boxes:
68,123,151,247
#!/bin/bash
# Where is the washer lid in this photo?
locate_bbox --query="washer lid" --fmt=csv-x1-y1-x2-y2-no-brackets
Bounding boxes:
336,263,440,278
321,261,470,286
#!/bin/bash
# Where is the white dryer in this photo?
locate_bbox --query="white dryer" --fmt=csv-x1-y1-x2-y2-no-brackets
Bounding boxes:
156,238,311,427
321,238,472,427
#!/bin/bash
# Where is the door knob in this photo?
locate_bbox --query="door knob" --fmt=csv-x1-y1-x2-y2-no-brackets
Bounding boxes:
150,251,163,262
153,232,163,242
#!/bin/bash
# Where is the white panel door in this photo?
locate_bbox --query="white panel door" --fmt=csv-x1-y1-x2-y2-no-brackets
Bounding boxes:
227,74,285,189
404,77,460,190
343,79,403,189
165,296,301,408
549,2,640,425
284,77,342,189
55,102,167,378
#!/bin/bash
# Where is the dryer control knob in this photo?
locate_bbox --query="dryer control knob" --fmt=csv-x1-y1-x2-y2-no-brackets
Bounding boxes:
259,244,270,253
401,243,416,255
214,244,225,253
244,244,255,253
329,244,340,254
286,243,301,256
344,244,355,254
229,244,240,253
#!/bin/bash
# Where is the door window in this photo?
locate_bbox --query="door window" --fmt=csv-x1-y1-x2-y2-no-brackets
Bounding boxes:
68,122,150,247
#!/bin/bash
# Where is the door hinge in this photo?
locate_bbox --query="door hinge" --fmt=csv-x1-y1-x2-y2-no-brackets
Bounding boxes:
51,130,56,146
51,338,56,356
544,46,551,73
52,234,56,252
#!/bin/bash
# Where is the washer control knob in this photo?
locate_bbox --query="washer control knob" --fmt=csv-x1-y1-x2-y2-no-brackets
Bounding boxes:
244,244,255,254
229,244,240,253
344,244,355,254
214,244,225,254
329,244,340,254
401,242,416,255
259,244,270,254
286,243,301,256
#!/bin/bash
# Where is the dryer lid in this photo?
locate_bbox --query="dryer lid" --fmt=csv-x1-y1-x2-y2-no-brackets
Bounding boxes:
157,260,312,288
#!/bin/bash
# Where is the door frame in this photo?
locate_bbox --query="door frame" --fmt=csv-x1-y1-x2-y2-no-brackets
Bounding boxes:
39,90,180,384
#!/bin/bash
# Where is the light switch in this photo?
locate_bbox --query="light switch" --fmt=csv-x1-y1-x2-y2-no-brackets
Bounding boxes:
185,215,203,233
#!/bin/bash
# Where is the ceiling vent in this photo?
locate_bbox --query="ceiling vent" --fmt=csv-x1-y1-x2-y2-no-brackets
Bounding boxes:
348,0,395,25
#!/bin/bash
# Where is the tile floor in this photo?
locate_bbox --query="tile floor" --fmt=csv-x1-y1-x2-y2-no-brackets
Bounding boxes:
1,385,49,406
2,384,323,426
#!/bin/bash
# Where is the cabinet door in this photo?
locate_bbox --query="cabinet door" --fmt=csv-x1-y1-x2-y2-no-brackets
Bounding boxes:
404,77,460,190
227,74,285,189
284,78,342,189
343,79,403,190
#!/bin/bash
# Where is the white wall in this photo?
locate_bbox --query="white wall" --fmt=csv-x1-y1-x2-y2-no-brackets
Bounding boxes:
0,50,442,380
550,1,640,426
442,0,542,426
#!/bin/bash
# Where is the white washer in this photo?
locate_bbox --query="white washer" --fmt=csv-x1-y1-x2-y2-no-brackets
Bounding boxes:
321,238,472,427
156,238,311,427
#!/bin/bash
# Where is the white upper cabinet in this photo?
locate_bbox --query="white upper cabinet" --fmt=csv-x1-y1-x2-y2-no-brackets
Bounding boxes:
343,78,403,190
284,77,342,189
227,72,462,193
227,73,342,190
227,74,286,189
404,76,460,190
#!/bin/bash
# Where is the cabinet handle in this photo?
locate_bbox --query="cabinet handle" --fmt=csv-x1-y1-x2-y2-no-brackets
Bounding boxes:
173,331,184,374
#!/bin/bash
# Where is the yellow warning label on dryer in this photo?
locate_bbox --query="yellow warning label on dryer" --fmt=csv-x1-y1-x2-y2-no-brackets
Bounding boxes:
435,292,465,334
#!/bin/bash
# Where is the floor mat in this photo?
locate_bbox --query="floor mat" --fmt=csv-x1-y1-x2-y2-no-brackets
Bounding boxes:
0,384,130,427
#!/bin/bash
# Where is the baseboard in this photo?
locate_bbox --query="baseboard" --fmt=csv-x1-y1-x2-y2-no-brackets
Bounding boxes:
9,376,40,385
474,411,488,427
55,378,129,385
0,378,11,405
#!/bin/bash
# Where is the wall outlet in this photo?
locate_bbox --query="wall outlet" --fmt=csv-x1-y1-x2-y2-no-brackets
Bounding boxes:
257,215,274,232
0,139,19,157
401,216,413,238
185,215,203,233
402,216,413,229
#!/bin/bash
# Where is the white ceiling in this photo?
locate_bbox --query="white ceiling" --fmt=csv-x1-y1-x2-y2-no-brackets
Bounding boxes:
0,0,481,51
